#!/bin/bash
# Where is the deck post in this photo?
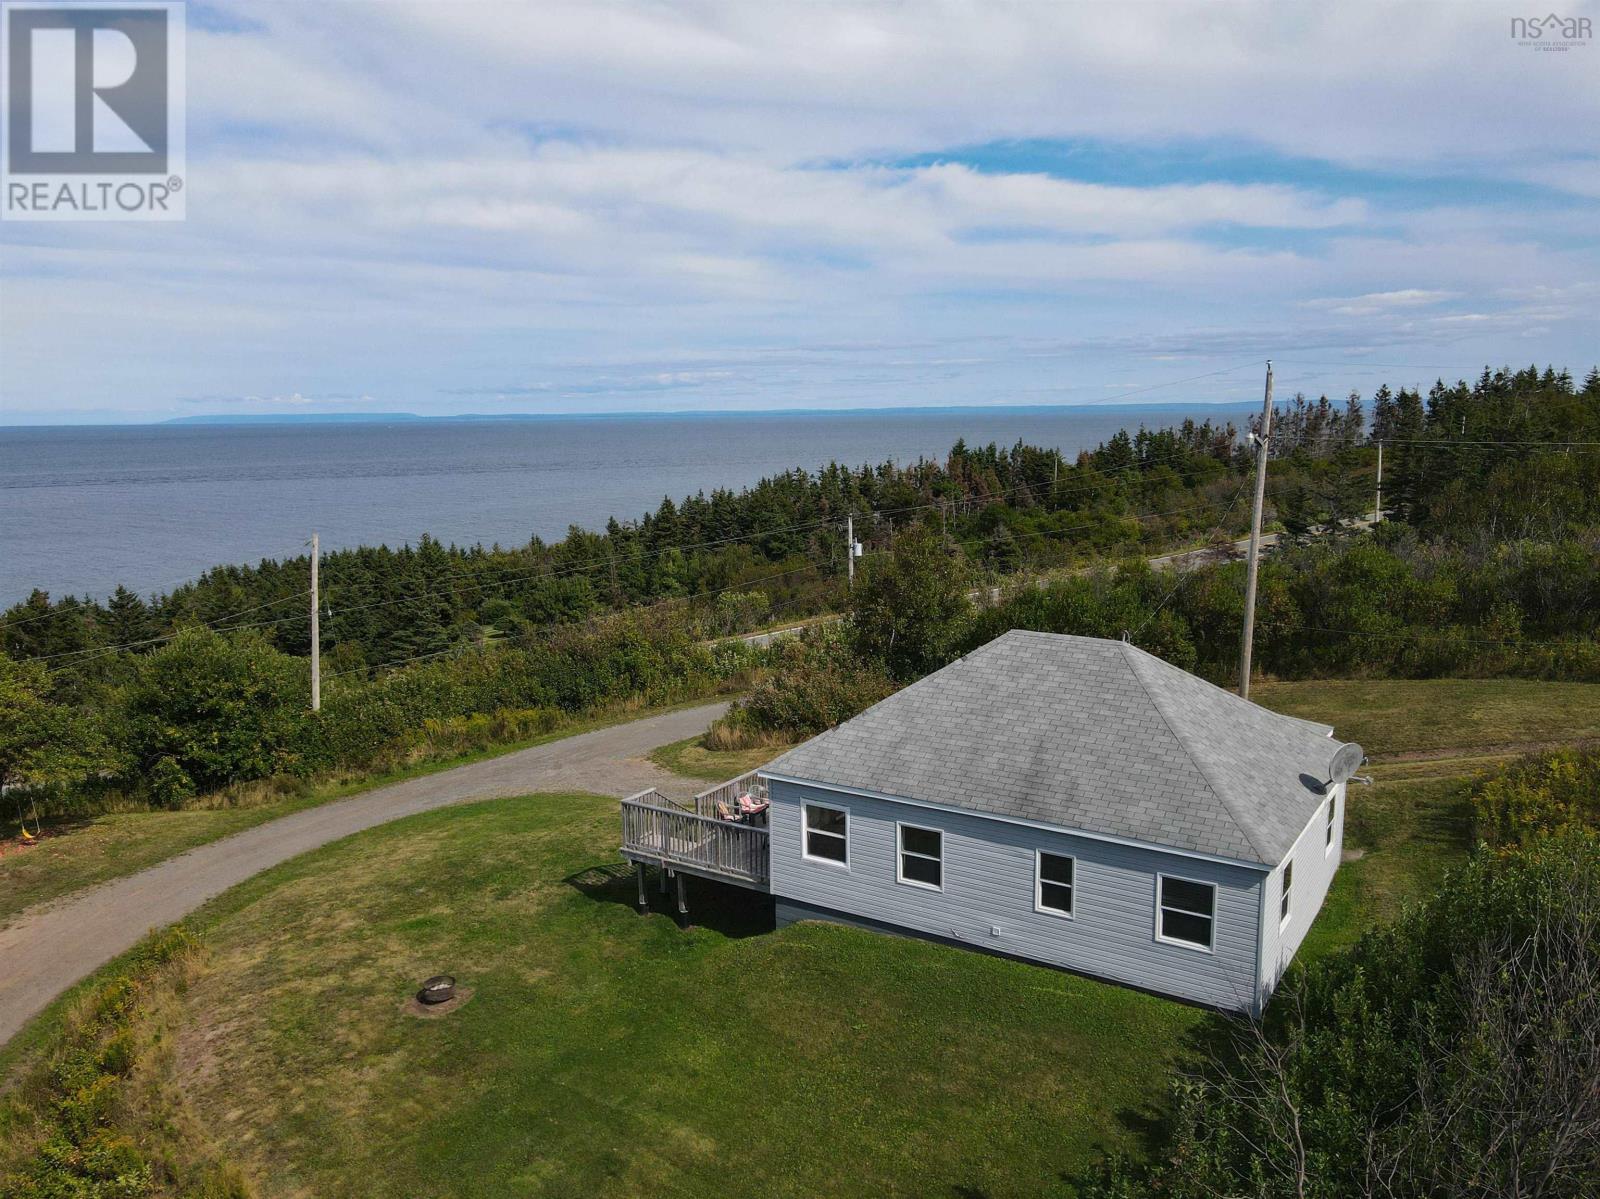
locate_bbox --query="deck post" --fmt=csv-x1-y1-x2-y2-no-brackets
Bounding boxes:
661,863,670,894
676,871,688,924
635,861,647,912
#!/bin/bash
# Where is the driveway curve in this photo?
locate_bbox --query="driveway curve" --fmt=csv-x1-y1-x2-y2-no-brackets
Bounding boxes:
0,700,728,1048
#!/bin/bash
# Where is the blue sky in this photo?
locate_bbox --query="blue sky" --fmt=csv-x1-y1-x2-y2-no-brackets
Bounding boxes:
1,0,1597,423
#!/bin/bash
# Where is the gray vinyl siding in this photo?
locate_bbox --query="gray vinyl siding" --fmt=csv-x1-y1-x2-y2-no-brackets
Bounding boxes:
768,778,1267,1013
1257,783,1344,1006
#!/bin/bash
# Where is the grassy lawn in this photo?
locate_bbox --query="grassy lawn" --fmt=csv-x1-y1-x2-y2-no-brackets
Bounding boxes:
0,695,726,927
162,793,1210,1198
648,734,798,782
1252,677,1600,758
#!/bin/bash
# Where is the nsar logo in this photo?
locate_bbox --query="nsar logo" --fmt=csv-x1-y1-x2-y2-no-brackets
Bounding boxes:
1510,12,1593,51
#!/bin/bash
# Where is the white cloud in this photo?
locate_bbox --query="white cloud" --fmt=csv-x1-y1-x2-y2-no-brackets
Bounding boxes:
2,0,1597,421
1302,289,1458,316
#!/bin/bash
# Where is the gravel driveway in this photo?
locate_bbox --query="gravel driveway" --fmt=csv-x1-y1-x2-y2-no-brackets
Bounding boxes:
0,701,728,1048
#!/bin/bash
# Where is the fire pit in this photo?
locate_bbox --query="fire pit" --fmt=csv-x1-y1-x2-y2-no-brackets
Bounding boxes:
417,974,457,1005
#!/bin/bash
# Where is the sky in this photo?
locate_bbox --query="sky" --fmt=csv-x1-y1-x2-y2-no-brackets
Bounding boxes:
1,0,1597,424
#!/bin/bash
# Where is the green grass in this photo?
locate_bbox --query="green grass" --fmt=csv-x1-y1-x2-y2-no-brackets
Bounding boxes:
0,694,725,927
1300,770,1475,960
1252,677,1600,758
164,793,1211,1198
648,734,797,782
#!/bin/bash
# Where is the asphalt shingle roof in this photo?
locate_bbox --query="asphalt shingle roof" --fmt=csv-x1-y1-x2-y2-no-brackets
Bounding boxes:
765,630,1351,866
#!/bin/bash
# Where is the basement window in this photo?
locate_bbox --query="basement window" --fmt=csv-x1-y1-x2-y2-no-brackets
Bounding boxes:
896,822,943,890
1156,874,1216,951
802,802,849,867
1035,851,1075,918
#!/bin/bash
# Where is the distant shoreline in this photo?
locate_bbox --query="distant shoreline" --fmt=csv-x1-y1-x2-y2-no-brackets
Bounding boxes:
3,400,1260,430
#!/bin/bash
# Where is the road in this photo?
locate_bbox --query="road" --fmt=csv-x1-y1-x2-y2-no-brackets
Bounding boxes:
0,700,729,1049
730,517,1379,648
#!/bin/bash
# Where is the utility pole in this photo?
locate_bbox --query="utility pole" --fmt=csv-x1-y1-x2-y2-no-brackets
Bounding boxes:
1374,440,1383,524
310,531,321,712
1239,362,1273,701
846,513,855,590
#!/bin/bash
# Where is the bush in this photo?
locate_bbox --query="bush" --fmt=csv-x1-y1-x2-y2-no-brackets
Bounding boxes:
119,628,308,797
849,525,972,682
1472,746,1600,847
2,927,204,1198
1081,832,1600,1199
710,630,895,744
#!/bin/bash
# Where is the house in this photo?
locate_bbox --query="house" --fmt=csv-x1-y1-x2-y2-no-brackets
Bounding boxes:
620,630,1360,1016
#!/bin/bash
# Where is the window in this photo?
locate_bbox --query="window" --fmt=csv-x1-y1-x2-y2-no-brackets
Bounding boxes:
802,802,848,866
1325,794,1337,852
1035,851,1075,918
1156,874,1216,951
1280,859,1294,926
896,823,943,890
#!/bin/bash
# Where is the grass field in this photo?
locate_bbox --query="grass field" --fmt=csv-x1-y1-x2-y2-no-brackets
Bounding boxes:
4,677,1596,1196
162,794,1209,1198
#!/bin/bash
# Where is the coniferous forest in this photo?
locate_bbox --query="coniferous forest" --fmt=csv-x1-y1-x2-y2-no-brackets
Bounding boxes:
2,364,1597,810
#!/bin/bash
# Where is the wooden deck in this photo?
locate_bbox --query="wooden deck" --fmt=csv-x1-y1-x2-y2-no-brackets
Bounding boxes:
619,772,771,891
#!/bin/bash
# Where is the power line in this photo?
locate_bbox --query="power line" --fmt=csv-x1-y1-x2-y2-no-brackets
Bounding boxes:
1292,623,1591,649
24,591,312,664
1131,476,1257,639
330,498,1246,681
1071,361,1264,406
325,558,838,680
1373,438,1600,449
123,447,1235,642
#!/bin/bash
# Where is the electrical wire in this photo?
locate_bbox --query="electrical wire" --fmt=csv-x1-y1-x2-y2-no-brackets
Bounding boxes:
1130,476,1257,639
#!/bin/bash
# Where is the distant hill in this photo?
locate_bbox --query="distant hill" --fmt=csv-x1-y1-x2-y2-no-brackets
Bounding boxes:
162,413,426,425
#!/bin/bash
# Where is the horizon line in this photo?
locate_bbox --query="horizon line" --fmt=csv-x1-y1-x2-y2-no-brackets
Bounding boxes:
2,398,1268,429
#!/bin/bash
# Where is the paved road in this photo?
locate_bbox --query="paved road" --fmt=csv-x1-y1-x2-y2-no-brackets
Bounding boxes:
0,701,729,1048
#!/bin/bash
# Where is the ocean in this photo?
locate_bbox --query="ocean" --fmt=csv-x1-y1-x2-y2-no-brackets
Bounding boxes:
0,405,1255,605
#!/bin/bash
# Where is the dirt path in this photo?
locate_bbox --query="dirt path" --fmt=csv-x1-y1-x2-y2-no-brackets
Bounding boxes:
0,701,728,1049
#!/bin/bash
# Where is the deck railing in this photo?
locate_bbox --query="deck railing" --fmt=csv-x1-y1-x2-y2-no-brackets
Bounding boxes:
620,792,770,887
692,769,767,817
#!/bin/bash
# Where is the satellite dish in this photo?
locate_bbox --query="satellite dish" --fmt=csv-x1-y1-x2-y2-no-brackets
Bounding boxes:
1327,743,1365,787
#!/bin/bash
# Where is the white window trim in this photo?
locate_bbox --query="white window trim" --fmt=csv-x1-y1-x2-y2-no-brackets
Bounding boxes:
1279,859,1294,930
1324,792,1338,857
1154,871,1217,954
801,800,850,870
1034,849,1076,920
895,820,944,892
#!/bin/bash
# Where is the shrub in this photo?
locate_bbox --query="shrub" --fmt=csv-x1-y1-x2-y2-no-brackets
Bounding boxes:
2,927,203,1198
710,630,895,744
119,628,308,796
1472,747,1600,847
1080,832,1600,1199
849,525,972,682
